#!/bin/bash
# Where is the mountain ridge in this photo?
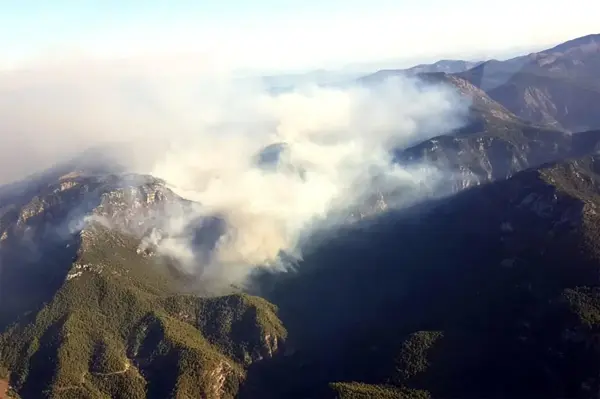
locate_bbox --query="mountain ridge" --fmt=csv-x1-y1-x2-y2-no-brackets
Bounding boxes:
456,33,600,131
0,172,287,398
244,151,600,398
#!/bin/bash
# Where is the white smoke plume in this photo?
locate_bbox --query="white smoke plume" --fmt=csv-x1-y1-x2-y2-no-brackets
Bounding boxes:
0,59,470,290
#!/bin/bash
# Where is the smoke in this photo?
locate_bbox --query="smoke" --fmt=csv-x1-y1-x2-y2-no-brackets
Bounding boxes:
0,59,470,290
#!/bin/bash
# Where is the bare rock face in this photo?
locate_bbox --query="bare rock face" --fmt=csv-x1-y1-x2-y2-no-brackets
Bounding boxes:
206,361,236,399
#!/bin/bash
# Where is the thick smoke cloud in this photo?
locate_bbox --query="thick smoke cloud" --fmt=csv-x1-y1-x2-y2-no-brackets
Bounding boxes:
0,60,470,290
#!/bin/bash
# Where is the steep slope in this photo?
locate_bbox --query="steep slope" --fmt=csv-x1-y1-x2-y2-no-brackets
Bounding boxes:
246,153,600,398
416,72,522,128
0,171,180,329
360,70,543,155
395,74,600,188
0,171,286,399
458,34,600,131
400,124,600,189
394,72,600,187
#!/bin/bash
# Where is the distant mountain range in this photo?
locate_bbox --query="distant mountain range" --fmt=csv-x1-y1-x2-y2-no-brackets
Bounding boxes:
458,34,600,132
261,60,484,92
359,34,600,132
396,59,484,75
1,33,600,399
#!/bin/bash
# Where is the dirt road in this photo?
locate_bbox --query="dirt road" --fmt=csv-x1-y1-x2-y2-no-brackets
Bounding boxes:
0,378,8,399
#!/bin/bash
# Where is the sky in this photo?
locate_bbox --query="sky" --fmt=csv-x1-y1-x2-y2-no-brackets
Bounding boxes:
0,0,599,73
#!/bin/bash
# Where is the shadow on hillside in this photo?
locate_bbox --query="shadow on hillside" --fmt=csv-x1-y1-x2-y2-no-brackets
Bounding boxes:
0,233,82,331
240,172,600,398
17,316,67,399
239,196,474,398
0,187,106,330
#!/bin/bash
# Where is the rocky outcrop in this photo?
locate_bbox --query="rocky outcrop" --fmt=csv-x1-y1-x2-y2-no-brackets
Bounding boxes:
206,361,235,399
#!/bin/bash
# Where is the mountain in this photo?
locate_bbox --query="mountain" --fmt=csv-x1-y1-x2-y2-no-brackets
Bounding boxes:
260,59,482,92
398,104,600,188
3,119,598,398
362,71,600,191
244,152,600,398
419,72,534,129
457,34,600,132
3,35,600,398
0,170,286,398
360,70,525,138
357,60,483,84
260,60,482,94
243,65,600,396
403,59,483,75
361,72,586,188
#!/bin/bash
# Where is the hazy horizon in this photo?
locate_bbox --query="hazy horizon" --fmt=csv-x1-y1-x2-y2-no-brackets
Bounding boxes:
0,1,598,74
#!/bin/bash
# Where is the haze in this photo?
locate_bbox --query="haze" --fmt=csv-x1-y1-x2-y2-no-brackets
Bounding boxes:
0,1,593,288
1,0,599,73
0,59,469,288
